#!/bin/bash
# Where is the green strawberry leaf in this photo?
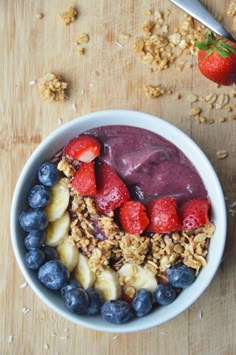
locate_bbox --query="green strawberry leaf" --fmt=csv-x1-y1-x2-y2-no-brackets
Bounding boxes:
216,48,230,58
195,42,209,50
206,48,214,57
205,30,216,44
223,42,236,54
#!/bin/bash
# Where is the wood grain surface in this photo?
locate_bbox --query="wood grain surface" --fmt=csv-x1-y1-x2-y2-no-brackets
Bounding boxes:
1,1,236,354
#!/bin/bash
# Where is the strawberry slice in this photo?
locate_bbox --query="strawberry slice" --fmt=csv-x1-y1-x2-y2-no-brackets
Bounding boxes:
146,197,181,233
72,161,96,196
65,135,100,162
119,201,150,234
179,198,210,230
95,162,130,213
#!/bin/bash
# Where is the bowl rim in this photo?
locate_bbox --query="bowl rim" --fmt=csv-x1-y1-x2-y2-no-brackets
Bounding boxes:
10,109,227,333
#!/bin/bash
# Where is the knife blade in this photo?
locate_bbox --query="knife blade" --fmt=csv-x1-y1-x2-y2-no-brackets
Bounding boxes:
169,0,236,42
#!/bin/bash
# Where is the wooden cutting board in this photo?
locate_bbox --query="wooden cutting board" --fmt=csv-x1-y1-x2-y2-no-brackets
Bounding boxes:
1,1,236,354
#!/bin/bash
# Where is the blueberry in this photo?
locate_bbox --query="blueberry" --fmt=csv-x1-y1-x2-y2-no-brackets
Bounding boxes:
131,289,153,317
42,246,58,261
28,185,51,209
24,230,45,250
38,162,59,187
38,260,69,290
25,249,45,270
19,209,48,232
101,300,133,324
86,288,104,315
154,283,177,306
61,279,82,298
63,288,89,314
167,263,196,289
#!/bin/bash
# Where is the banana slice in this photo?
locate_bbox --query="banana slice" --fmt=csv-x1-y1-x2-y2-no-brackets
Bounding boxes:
56,239,79,272
73,253,96,289
44,179,70,222
118,263,158,292
45,211,70,247
94,267,121,301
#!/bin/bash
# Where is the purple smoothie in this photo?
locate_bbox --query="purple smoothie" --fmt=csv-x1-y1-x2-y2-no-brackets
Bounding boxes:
86,125,207,204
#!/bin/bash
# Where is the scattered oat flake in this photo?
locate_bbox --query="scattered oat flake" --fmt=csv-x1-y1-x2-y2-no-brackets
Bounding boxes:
78,47,85,56
219,117,226,123
64,327,69,333
72,103,77,112
59,335,68,340
58,117,63,125
19,281,28,288
216,150,228,159
51,332,57,337
174,92,181,100
81,89,85,96
29,80,37,86
113,335,118,340
189,94,198,103
75,33,90,45
199,310,203,319
119,32,131,40
8,335,14,344
36,13,44,19
190,107,201,116
230,202,236,208
22,307,30,315
44,343,49,350
115,41,123,48
160,331,167,335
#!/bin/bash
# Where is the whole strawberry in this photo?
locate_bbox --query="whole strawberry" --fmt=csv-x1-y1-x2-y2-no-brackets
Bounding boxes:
196,31,236,86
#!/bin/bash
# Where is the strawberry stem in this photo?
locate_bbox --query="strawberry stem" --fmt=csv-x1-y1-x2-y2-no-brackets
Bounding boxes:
195,30,236,58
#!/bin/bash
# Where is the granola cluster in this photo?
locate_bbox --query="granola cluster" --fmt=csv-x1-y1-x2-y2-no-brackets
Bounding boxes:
227,0,236,31
59,7,77,25
133,11,205,72
57,156,215,279
38,73,68,102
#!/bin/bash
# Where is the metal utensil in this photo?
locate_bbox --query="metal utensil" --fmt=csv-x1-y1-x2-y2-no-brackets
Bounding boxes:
169,0,236,42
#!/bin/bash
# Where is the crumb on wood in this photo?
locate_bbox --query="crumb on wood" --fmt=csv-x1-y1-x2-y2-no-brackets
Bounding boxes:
144,85,165,97
38,73,68,102
216,150,228,159
75,33,90,45
60,7,77,25
36,13,44,19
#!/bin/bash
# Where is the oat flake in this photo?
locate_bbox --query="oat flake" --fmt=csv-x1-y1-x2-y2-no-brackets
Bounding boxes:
19,281,28,289
8,335,14,343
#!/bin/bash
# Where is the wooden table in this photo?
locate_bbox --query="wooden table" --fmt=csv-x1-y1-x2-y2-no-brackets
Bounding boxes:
1,1,236,354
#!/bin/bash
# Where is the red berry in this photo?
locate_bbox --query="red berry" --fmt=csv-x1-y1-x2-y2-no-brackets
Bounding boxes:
95,162,130,213
196,31,236,86
65,135,100,162
72,161,96,196
119,201,149,234
179,198,210,230
146,197,181,233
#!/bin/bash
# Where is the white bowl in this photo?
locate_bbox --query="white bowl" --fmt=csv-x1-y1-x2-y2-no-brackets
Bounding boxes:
10,109,227,333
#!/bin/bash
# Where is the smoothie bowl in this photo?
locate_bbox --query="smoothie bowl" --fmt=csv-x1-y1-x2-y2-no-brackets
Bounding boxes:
11,110,226,333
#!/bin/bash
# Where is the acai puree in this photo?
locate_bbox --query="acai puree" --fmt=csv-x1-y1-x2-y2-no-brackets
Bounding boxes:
86,125,207,204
